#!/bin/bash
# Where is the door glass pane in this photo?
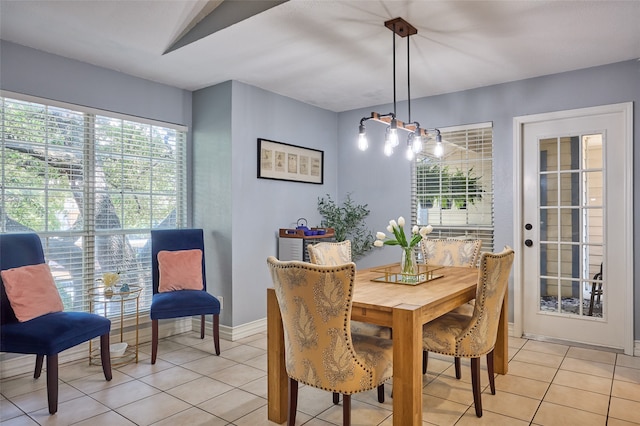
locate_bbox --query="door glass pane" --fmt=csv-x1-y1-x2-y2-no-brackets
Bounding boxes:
540,276,558,312
540,138,558,171
559,172,578,206
583,134,603,169
584,172,603,206
540,208,558,241
559,243,579,278
560,280,580,315
559,208,580,243
540,174,557,206
537,133,605,319
559,136,579,171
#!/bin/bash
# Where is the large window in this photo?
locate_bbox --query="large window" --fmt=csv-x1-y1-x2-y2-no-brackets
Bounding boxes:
1,93,187,316
412,122,494,254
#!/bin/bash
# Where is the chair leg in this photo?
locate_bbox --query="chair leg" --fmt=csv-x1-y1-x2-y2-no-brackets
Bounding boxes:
455,357,462,379
213,314,220,355
288,378,298,426
100,333,113,381
34,355,44,379
46,354,58,414
422,350,428,374
487,350,495,395
200,315,205,339
377,384,385,403
151,319,159,364
333,392,339,404
343,394,351,426
471,357,483,417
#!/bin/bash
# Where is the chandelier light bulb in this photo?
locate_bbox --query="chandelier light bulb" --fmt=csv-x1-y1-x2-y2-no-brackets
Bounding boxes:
384,142,394,157
411,135,423,153
388,128,399,148
388,119,399,147
434,141,444,158
405,145,414,160
358,133,368,151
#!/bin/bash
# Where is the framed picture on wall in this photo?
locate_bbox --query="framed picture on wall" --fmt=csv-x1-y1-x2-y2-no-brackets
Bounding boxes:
257,138,324,184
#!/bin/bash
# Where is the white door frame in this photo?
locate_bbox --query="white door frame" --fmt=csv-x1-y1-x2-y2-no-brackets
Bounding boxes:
513,102,634,355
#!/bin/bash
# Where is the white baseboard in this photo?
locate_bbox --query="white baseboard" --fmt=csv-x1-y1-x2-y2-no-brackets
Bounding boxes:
198,316,267,341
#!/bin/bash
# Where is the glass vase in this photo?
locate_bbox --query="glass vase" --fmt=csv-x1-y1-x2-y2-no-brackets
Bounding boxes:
401,247,418,283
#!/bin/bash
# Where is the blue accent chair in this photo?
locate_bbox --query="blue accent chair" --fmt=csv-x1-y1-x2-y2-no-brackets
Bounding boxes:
150,229,221,364
0,233,112,414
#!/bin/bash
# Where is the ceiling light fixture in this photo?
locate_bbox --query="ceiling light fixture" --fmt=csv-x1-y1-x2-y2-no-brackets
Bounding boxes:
358,17,441,160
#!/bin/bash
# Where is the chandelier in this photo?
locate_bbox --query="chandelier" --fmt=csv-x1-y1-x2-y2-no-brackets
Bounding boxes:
357,17,442,160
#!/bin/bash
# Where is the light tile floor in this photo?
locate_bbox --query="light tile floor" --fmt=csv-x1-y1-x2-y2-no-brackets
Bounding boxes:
1,331,639,425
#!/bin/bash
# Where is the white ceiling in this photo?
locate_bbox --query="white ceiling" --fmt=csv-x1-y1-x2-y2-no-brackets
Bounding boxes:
1,0,639,112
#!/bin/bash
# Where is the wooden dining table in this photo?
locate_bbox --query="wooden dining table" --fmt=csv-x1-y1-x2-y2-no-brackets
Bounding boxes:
267,264,509,426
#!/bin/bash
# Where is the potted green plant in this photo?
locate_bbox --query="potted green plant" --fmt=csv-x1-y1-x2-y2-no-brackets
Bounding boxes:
317,193,375,261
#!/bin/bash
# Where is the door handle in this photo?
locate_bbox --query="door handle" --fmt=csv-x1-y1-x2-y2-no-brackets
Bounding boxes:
524,239,533,247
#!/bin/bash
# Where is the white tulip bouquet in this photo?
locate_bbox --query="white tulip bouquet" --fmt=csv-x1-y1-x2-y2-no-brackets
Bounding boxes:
374,216,433,250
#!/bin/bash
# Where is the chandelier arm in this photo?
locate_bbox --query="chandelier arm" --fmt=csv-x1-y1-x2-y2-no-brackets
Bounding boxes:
407,33,411,124
355,17,440,159
392,27,397,117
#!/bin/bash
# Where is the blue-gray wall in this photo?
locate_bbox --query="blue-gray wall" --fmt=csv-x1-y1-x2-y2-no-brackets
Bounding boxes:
337,60,640,337
0,41,191,127
193,81,338,326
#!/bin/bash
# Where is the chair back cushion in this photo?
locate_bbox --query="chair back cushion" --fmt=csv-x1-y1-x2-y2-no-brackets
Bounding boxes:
157,249,204,292
1,263,64,322
267,256,383,393
307,240,351,265
0,233,47,325
421,238,482,267
457,247,514,356
151,229,206,294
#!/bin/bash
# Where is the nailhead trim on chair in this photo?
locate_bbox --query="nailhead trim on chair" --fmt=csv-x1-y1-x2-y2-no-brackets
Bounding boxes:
269,259,391,394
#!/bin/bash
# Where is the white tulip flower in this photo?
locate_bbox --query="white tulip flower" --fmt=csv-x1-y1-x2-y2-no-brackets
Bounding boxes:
398,216,405,227
373,240,384,247
386,225,393,233
376,232,386,240
389,219,398,229
419,225,434,238
412,225,419,234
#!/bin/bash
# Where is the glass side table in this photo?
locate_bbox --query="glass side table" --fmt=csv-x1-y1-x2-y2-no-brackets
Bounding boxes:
87,285,142,366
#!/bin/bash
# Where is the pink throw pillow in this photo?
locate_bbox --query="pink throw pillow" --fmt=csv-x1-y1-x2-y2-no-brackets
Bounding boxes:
158,249,204,292
1,263,64,322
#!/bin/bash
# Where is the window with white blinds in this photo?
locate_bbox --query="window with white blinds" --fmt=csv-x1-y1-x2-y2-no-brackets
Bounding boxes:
1,93,187,317
412,122,494,255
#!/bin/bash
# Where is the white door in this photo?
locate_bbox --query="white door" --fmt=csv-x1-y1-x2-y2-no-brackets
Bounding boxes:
515,103,633,354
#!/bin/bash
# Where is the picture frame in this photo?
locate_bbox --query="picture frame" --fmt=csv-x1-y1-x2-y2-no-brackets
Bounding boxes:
257,138,324,184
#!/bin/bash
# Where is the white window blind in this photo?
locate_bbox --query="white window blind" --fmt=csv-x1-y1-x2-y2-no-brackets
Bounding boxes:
412,122,494,254
1,93,187,317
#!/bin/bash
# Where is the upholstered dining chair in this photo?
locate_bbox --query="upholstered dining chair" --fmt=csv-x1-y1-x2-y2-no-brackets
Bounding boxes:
307,240,390,404
420,238,482,375
267,257,393,426
420,238,482,268
307,240,391,341
422,247,515,417
150,229,220,364
0,233,112,414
